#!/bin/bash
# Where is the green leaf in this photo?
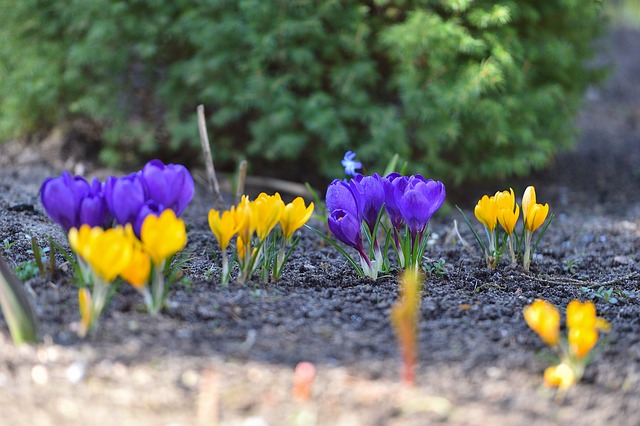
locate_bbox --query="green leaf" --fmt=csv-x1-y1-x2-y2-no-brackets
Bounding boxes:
0,254,38,345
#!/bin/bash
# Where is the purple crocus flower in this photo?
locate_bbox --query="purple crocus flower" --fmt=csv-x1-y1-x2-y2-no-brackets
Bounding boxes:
353,173,385,233
104,172,148,226
325,178,365,221
382,172,404,231
78,178,111,228
133,199,165,237
341,151,362,176
140,160,194,216
395,177,446,237
327,209,363,252
40,171,91,231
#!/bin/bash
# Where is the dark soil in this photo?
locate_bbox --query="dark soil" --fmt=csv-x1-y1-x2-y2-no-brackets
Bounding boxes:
1,28,640,426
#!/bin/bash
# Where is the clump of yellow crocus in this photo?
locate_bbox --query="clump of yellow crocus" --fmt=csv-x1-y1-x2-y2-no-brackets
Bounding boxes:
68,210,188,334
523,299,610,392
466,185,550,270
207,193,314,284
139,209,187,315
522,186,549,270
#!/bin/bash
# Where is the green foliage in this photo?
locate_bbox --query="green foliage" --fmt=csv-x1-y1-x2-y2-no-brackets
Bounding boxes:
0,254,39,345
14,261,40,281
580,286,620,305
0,0,604,184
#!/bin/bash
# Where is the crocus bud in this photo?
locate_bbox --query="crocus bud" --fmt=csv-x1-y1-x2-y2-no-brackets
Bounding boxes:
353,174,385,233
133,200,165,237
292,362,316,402
327,209,363,251
382,172,404,230
395,177,446,237
325,179,363,220
78,178,111,228
104,173,148,226
40,171,91,232
141,160,194,216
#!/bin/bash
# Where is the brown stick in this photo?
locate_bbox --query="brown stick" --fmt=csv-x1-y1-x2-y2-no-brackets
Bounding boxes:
197,105,226,211
235,160,248,205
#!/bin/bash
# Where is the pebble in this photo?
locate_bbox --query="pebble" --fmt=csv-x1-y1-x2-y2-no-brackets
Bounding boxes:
181,369,199,388
65,362,86,384
614,255,633,265
243,417,268,426
31,365,49,385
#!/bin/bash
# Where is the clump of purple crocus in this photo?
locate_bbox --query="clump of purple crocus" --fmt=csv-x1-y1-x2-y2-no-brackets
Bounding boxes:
40,160,194,236
324,171,445,277
390,174,446,269
40,172,111,232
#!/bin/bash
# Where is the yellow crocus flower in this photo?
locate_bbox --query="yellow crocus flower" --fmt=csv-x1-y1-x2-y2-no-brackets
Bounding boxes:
566,300,597,330
544,363,576,390
251,193,285,241
119,224,151,289
522,186,549,232
494,188,515,211
140,209,187,265
280,197,314,240
208,209,238,251
68,225,103,263
522,185,536,218
495,189,520,235
525,203,549,233
236,235,257,263
120,245,151,289
568,326,599,358
78,288,92,336
233,196,254,244
523,299,560,346
474,195,498,231
595,317,612,333
566,300,610,358
69,225,133,282
91,227,134,282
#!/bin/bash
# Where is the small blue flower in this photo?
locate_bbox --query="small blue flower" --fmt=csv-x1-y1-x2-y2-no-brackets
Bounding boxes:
341,151,362,177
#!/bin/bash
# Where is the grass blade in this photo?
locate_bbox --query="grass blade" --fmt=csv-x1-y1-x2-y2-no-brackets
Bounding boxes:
0,254,38,345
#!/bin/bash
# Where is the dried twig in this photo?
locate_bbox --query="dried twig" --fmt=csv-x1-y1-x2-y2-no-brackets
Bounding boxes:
235,160,247,205
197,105,226,211
523,272,639,288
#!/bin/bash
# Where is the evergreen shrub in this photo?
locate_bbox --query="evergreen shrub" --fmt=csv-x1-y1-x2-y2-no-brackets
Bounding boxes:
0,0,604,184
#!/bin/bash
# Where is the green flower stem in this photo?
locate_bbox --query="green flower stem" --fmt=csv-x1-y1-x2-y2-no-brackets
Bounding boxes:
88,276,110,333
220,251,230,286
507,234,516,264
523,230,533,270
150,261,166,315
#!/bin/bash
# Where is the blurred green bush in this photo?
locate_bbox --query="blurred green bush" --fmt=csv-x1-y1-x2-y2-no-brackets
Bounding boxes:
0,0,604,184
